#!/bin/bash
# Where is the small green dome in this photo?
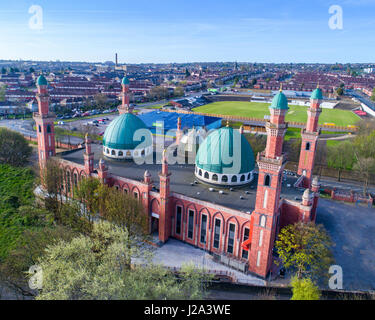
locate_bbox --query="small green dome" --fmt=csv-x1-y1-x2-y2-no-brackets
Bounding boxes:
37,75,47,86
195,127,255,175
121,76,130,85
311,88,323,100
270,91,289,110
103,113,149,150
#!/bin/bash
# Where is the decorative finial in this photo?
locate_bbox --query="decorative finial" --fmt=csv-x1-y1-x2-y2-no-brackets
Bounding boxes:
317,82,320,89
226,120,229,127
279,83,283,92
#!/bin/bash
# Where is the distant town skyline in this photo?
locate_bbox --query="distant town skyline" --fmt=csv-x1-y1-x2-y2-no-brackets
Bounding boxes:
1,0,375,63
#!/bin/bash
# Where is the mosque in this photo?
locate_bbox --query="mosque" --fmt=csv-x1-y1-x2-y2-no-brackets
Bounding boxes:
34,74,322,279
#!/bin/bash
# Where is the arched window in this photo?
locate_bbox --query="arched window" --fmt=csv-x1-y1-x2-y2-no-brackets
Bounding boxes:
141,149,145,156
111,150,115,156
212,174,218,181
66,171,71,193
247,173,251,180
204,172,209,179
231,175,237,183
118,151,123,157
221,175,228,183
73,173,78,188
199,169,202,176
306,142,311,151
123,189,128,194
47,125,51,133
264,175,271,187
260,215,267,228
240,175,245,182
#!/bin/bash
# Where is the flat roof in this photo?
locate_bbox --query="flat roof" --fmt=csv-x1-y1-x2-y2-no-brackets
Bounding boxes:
59,144,304,214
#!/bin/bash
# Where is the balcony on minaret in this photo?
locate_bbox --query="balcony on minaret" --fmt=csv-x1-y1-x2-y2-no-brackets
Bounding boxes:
257,151,287,167
33,112,55,119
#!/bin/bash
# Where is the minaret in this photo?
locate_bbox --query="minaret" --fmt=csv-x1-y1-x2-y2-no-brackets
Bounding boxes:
33,75,56,169
98,158,108,184
249,87,289,278
158,149,171,243
297,86,323,188
175,117,183,145
84,133,94,175
118,76,132,114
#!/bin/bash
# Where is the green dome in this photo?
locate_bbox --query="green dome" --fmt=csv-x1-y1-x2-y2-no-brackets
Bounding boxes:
195,127,255,175
311,88,323,100
121,76,130,85
270,91,289,110
37,75,47,86
103,113,149,150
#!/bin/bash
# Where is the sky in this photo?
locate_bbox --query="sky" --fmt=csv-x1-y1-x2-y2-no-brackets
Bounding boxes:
0,0,374,63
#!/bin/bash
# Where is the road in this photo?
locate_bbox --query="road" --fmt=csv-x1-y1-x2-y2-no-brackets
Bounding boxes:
348,89,375,112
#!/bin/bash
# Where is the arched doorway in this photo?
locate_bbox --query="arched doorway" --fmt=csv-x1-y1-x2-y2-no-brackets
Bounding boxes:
150,199,160,236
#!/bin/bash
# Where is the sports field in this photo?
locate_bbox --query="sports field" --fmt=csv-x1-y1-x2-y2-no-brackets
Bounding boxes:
193,101,360,127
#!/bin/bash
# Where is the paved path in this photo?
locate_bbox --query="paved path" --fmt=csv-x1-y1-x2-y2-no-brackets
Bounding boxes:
317,198,375,291
149,239,266,286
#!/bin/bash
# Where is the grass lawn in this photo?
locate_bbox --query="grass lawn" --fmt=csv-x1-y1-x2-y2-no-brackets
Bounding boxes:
193,101,361,127
0,165,35,259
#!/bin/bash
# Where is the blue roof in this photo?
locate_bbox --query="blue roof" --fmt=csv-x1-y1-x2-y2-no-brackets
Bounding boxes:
138,111,222,131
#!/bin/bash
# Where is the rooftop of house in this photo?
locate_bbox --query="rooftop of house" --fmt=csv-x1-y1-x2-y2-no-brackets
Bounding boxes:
59,144,305,214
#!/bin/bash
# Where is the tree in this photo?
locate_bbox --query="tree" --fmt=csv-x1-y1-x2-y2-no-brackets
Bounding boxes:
290,276,321,300
185,68,191,78
336,87,344,96
0,128,32,166
275,222,334,281
245,133,267,160
98,184,148,239
352,131,375,195
0,226,76,298
0,84,6,102
327,141,356,181
94,93,108,110
174,86,184,97
73,177,101,224
315,141,327,177
34,221,212,300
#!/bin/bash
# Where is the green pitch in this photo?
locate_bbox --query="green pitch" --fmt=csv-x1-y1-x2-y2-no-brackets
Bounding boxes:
193,101,360,127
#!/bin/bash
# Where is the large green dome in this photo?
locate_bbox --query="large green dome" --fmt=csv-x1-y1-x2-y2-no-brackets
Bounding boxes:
195,127,255,175
270,91,289,110
103,113,149,150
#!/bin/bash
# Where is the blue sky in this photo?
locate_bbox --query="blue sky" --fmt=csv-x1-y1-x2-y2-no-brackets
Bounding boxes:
0,0,374,63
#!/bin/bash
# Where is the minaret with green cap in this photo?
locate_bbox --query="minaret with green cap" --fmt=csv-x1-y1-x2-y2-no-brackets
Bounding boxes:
249,85,289,279
33,75,56,169
297,84,323,188
118,76,132,114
